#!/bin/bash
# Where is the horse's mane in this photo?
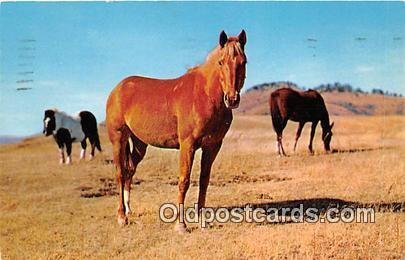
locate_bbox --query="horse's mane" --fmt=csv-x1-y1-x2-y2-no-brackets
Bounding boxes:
205,38,245,64
185,38,245,74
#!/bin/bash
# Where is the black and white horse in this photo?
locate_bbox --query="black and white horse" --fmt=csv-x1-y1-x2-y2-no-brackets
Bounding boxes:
43,109,102,164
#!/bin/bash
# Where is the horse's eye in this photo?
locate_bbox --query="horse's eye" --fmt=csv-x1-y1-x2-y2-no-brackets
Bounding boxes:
218,60,223,66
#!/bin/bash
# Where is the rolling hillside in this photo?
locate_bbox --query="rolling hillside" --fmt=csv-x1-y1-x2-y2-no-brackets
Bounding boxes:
237,82,405,116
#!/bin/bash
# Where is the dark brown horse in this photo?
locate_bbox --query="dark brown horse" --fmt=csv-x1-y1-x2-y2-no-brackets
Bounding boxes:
106,30,247,232
269,88,334,156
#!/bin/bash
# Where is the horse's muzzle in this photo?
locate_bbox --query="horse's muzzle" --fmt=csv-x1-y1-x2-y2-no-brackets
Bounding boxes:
43,129,51,136
224,93,240,109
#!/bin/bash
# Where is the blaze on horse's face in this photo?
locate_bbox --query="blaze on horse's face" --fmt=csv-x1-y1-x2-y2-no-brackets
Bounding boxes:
322,122,334,152
43,109,56,136
218,30,247,109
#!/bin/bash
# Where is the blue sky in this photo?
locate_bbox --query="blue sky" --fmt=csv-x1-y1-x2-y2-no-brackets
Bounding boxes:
0,2,404,136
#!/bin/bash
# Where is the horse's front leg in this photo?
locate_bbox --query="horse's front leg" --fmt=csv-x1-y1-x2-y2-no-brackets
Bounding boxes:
294,122,305,152
65,140,72,164
175,138,196,233
308,121,318,154
198,142,222,210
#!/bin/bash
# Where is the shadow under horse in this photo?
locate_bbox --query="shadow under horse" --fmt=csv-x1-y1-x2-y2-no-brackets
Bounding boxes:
106,30,247,232
215,198,404,226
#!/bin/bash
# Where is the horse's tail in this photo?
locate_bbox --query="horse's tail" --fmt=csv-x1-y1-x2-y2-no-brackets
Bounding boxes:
270,91,282,134
94,131,102,152
79,111,102,151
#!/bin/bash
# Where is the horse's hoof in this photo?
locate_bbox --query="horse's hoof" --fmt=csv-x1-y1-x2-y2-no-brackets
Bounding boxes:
174,223,187,233
125,210,132,216
117,216,128,226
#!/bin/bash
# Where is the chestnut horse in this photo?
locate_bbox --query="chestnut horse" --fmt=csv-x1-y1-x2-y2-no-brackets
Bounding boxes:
106,30,247,231
270,88,334,156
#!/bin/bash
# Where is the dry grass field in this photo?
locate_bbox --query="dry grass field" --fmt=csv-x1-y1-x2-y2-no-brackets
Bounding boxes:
1,115,404,258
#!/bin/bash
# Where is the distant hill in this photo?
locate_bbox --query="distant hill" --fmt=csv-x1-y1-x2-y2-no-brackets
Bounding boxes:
237,82,405,116
0,135,24,144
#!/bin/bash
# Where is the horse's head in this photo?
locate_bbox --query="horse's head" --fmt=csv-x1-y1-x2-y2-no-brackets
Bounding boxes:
322,122,334,152
43,109,56,136
217,30,247,109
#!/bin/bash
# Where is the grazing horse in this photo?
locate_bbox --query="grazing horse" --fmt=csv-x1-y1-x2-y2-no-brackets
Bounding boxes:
269,88,334,156
106,30,247,231
43,109,102,164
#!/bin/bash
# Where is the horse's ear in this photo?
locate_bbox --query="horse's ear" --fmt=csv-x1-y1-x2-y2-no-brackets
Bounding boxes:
238,29,247,48
330,122,334,129
219,30,228,48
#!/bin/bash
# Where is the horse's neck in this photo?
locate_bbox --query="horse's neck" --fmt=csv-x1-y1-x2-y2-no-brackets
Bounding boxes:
320,113,330,131
193,62,223,104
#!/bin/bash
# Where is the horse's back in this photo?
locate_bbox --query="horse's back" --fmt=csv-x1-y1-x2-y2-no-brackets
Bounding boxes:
271,87,299,97
60,114,85,142
108,76,179,107
302,89,323,100
269,88,326,122
301,89,326,110
269,88,300,114
107,76,173,117
106,75,183,147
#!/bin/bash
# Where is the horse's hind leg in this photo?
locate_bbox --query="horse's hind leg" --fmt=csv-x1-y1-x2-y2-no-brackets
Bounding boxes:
278,136,287,156
123,134,147,217
276,135,282,156
80,139,87,160
89,134,100,160
65,140,72,164
276,120,288,156
109,126,131,225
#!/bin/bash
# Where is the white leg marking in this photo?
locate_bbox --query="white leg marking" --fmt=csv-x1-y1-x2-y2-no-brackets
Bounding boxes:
66,155,72,164
124,189,131,215
80,149,86,160
59,149,65,164
128,137,134,154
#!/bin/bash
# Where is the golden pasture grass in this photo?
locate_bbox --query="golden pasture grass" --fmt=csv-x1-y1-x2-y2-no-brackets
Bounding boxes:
0,115,404,258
